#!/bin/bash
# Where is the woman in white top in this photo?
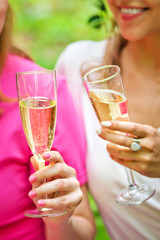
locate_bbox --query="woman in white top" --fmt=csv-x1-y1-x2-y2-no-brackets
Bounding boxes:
56,0,160,239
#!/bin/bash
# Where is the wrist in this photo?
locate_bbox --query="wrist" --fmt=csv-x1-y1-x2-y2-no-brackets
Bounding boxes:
42,209,74,228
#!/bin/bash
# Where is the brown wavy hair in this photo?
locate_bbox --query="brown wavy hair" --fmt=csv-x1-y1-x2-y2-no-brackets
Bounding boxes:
0,5,12,72
0,4,31,107
81,4,128,76
102,8,128,67
103,33,128,67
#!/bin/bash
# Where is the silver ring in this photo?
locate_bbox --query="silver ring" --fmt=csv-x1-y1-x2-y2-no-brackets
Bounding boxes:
130,138,141,151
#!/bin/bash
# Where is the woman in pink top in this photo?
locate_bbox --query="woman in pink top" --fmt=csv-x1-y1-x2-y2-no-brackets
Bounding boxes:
0,2,95,240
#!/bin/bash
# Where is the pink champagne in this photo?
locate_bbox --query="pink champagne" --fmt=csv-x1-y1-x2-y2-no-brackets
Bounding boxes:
19,97,56,157
89,89,128,122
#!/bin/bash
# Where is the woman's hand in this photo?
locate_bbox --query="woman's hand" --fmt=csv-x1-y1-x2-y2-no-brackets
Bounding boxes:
96,121,160,178
29,151,83,224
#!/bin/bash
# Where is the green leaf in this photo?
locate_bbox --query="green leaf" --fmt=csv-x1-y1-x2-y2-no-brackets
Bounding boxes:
88,15,103,29
95,0,106,12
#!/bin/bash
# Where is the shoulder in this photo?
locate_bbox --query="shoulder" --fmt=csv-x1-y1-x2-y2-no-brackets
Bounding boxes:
6,54,44,73
6,53,64,84
60,39,108,59
2,53,64,84
1,54,64,98
56,39,108,75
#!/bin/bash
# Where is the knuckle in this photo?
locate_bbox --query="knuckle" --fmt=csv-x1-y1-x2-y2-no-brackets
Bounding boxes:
144,137,156,151
113,121,118,128
140,163,151,175
143,154,151,162
56,179,66,190
74,179,80,189
76,189,83,205
69,190,83,209
34,187,41,196
59,196,67,208
70,167,77,176
147,141,156,151
150,129,157,137
54,151,63,162
130,124,136,133
54,151,59,157
119,135,127,146
140,162,148,172
145,125,157,137
78,190,83,201
56,163,65,173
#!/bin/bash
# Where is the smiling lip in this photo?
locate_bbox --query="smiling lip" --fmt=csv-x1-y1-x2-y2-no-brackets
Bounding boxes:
119,6,149,21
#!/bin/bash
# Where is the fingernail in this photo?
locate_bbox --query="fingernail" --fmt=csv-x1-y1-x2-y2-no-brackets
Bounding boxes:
28,190,37,198
101,121,112,127
29,174,37,183
37,200,45,206
42,152,51,159
96,128,102,135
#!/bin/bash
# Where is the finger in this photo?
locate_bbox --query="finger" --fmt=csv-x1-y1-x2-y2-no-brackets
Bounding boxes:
107,140,155,163
42,151,64,164
107,143,145,161
101,121,156,138
33,177,80,197
29,157,42,188
97,128,158,154
110,154,142,172
96,128,133,148
37,188,83,209
109,154,152,177
30,163,77,184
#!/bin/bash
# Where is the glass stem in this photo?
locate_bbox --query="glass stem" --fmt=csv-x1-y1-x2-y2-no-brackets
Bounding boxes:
125,168,138,189
35,155,47,209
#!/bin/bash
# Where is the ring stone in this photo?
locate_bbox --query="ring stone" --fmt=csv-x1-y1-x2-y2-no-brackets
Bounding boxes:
130,138,141,151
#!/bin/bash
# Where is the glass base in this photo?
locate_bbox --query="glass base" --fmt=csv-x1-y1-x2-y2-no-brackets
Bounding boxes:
24,208,67,218
116,184,156,205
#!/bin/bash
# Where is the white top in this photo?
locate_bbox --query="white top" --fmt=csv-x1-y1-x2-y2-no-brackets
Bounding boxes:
56,40,160,240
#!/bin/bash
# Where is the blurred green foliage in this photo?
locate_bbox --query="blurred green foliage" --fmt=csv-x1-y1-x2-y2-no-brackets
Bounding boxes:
9,0,110,239
10,0,107,69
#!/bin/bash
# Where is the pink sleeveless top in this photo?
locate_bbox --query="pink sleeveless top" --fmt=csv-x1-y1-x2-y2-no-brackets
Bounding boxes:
0,54,87,240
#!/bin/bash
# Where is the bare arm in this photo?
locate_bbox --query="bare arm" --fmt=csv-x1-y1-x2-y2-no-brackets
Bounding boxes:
29,151,96,240
44,185,96,240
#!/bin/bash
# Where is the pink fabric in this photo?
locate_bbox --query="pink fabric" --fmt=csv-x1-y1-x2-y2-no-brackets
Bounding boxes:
0,54,87,240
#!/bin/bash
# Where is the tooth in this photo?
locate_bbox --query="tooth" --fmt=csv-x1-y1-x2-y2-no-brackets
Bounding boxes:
121,8,143,14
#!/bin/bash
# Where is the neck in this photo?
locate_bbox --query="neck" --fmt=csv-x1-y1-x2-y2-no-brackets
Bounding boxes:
122,34,160,73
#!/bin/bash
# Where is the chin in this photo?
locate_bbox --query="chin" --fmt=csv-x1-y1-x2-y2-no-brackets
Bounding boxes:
120,31,144,42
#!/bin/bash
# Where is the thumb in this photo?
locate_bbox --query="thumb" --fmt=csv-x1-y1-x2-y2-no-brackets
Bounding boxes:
30,156,40,171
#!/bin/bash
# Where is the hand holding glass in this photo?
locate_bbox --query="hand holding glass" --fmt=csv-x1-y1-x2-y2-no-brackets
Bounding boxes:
16,70,65,217
83,65,155,205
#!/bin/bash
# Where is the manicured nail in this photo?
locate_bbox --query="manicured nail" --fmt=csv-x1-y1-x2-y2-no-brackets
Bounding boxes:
101,121,112,127
96,128,102,135
28,190,37,198
29,174,37,183
42,152,51,159
37,200,45,206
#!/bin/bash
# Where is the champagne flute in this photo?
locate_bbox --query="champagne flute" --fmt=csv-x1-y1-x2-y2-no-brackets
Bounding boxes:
16,70,65,217
83,65,155,205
